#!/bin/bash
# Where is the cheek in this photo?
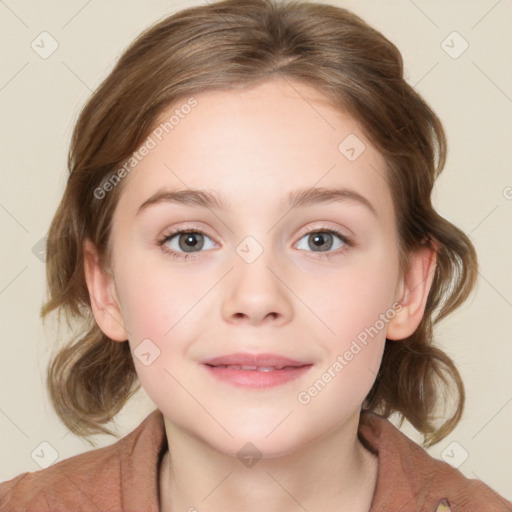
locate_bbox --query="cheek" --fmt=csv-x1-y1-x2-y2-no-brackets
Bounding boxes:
311,250,399,341
116,256,200,338
112,261,189,367
296,271,394,420
303,249,399,392
115,267,193,405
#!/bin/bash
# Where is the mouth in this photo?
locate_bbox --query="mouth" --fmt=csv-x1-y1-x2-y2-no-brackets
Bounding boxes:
206,364,303,372
201,352,313,388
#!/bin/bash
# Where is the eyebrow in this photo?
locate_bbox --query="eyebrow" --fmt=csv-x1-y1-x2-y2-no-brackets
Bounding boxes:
136,186,377,216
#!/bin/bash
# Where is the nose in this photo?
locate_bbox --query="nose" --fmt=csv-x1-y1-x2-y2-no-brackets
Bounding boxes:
221,251,294,327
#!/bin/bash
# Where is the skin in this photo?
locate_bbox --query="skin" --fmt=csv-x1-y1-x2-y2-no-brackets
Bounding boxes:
84,77,436,511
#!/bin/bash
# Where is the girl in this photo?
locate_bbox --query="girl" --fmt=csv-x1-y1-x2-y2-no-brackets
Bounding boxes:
1,0,510,510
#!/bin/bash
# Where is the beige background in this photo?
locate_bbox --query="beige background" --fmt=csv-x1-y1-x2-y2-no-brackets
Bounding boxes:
0,0,511,500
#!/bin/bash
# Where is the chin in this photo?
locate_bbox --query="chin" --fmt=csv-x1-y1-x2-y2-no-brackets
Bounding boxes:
209,433,308,462
217,416,314,457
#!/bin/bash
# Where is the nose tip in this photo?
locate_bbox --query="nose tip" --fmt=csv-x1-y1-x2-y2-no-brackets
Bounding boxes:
222,262,293,327
231,310,280,324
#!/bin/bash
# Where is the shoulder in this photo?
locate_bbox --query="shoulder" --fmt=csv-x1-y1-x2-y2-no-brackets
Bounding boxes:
0,409,165,512
0,444,121,511
359,411,512,512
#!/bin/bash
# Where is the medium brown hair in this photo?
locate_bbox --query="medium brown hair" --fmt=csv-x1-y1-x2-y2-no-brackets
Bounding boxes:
43,0,477,446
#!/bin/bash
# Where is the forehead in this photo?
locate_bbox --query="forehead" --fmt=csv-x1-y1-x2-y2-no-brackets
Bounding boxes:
115,78,392,220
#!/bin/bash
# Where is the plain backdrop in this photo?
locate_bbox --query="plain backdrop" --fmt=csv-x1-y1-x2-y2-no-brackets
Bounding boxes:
0,0,511,500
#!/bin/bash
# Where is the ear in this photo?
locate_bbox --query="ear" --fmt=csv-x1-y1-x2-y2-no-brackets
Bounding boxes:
386,243,437,340
83,239,128,342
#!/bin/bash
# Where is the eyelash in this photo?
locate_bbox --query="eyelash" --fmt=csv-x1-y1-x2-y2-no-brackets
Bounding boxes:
157,225,353,261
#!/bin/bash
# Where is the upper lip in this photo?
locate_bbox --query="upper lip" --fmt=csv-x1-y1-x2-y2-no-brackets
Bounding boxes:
202,352,311,368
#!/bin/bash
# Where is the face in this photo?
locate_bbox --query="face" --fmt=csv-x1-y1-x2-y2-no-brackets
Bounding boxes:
97,78,406,458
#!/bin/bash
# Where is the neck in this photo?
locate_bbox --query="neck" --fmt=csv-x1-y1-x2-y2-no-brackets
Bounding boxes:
159,413,378,512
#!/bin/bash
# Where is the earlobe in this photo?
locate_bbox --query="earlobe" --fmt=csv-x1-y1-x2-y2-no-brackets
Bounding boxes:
386,244,437,340
83,239,128,342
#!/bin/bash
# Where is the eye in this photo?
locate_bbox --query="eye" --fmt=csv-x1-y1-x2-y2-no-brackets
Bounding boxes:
158,228,217,260
294,228,351,259
157,226,352,261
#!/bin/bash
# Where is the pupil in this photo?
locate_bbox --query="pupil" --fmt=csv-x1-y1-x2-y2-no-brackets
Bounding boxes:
180,233,203,252
311,233,332,251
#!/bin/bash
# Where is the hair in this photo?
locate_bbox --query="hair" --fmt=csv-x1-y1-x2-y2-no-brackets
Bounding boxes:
42,0,477,446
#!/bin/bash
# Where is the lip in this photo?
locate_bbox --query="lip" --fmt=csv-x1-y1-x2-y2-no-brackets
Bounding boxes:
201,352,313,389
202,352,309,368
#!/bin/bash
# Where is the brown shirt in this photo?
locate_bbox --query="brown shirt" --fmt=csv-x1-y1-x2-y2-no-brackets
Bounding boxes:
1,409,510,511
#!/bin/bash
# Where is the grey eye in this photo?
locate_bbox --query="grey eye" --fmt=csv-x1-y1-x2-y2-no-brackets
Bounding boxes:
296,231,346,252
164,231,216,253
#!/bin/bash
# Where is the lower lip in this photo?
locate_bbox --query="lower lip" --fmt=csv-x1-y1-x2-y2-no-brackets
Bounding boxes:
202,364,313,389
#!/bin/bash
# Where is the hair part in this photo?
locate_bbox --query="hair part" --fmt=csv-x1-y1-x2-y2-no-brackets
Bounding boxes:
43,0,477,446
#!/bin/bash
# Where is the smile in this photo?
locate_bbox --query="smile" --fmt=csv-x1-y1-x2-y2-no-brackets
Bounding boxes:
201,353,313,388
207,364,300,372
